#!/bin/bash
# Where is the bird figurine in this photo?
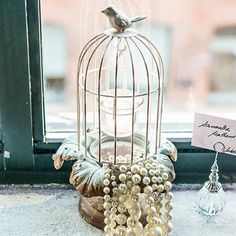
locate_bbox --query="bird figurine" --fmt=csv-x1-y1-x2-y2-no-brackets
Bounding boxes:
102,5,147,33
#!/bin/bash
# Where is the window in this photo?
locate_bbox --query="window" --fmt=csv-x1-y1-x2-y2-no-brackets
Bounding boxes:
0,0,235,182
210,27,236,108
42,24,68,131
41,0,236,135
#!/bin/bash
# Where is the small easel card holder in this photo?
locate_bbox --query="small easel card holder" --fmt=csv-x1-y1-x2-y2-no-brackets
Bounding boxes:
192,112,236,155
191,112,235,216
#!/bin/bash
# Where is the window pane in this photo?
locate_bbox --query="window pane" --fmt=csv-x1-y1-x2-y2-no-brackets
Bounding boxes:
41,0,236,134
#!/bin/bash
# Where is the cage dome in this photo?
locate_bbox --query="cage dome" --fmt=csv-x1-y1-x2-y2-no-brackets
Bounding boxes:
77,28,164,164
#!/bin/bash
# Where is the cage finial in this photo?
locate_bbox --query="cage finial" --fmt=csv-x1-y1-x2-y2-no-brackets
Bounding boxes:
101,5,147,33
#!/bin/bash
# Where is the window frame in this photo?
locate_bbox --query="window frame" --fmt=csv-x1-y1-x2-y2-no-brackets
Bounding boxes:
0,0,235,184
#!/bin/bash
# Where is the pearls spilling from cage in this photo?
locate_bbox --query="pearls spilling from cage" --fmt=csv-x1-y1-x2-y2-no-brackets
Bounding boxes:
103,157,174,236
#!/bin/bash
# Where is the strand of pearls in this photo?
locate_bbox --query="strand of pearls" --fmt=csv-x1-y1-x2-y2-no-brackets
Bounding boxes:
103,158,173,236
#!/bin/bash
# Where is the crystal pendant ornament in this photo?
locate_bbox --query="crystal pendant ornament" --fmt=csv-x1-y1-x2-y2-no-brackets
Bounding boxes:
197,151,226,216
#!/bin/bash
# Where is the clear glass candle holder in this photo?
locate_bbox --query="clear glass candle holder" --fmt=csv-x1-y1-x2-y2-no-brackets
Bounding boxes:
100,89,143,137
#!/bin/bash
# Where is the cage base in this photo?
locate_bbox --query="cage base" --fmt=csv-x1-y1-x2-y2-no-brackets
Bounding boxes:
78,195,148,230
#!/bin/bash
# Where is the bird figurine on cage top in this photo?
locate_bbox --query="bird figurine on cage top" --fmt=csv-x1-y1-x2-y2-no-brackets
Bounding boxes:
102,5,147,33
53,5,177,236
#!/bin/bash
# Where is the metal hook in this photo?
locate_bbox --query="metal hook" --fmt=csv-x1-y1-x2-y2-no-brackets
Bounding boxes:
213,142,225,153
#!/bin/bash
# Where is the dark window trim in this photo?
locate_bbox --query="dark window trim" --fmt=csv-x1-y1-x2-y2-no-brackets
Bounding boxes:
0,0,35,171
27,0,46,143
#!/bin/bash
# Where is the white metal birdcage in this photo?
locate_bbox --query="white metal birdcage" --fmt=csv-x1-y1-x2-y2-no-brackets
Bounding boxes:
53,7,177,233
77,27,164,165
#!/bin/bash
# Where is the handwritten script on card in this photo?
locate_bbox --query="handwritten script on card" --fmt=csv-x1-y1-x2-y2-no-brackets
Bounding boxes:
192,113,236,156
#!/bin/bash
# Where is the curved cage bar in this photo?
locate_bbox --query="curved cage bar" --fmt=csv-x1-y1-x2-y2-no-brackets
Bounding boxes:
77,29,164,165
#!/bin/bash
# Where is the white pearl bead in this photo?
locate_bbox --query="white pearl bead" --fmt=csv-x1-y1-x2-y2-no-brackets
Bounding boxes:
162,172,169,180
127,217,138,227
112,201,118,207
126,228,136,236
164,212,173,220
152,192,159,200
103,179,110,186
156,194,163,202
152,163,158,169
140,167,148,176
126,180,133,188
112,187,118,194
157,184,164,192
151,226,163,236
134,222,143,233
132,174,141,183
105,168,112,174
157,176,163,184
138,162,144,167
119,165,127,173
165,202,173,211
117,204,126,213
143,176,151,185
149,169,155,176
126,171,133,179
116,214,127,225
112,181,117,187
131,195,139,202
156,202,163,210
104,210,110,218
144,186,153,195
119,173,126,182
104,226,114,234
146,214,153,223
128,203,141,219
131,185,141,194
152,184,158,191
110,220,116,228
164,181,172,191
104,195,110,202
165,191,173,201
145,196,154,205
165,222,173,233
111,175,116,180
145,163,151,169
116,225,127,236
131,164,140,173
151,216,162,225
103,187,110,194
144,225,151,235
112,196,118,202
119,195,126,202
111,207,117,214
151,176,158,183
103,202,112,209
147,206,156,215
118,183,127,193
104,217,111,224
104,173,110,179
155,169,160,175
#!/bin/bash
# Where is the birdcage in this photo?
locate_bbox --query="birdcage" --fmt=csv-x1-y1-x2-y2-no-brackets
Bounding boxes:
53,6,177,234
77,27,164,165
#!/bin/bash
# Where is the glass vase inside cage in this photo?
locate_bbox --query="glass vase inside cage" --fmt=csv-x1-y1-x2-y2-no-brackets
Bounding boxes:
100,89,144,137
78,32,163,164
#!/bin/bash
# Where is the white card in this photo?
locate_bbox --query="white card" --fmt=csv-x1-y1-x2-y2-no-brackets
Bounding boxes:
192,112,236,156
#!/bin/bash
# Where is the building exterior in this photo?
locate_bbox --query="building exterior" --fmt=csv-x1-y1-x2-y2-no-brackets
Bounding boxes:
41,0,236,131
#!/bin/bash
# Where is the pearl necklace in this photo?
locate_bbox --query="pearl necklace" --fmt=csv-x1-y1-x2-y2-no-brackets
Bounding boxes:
103,157,173,236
